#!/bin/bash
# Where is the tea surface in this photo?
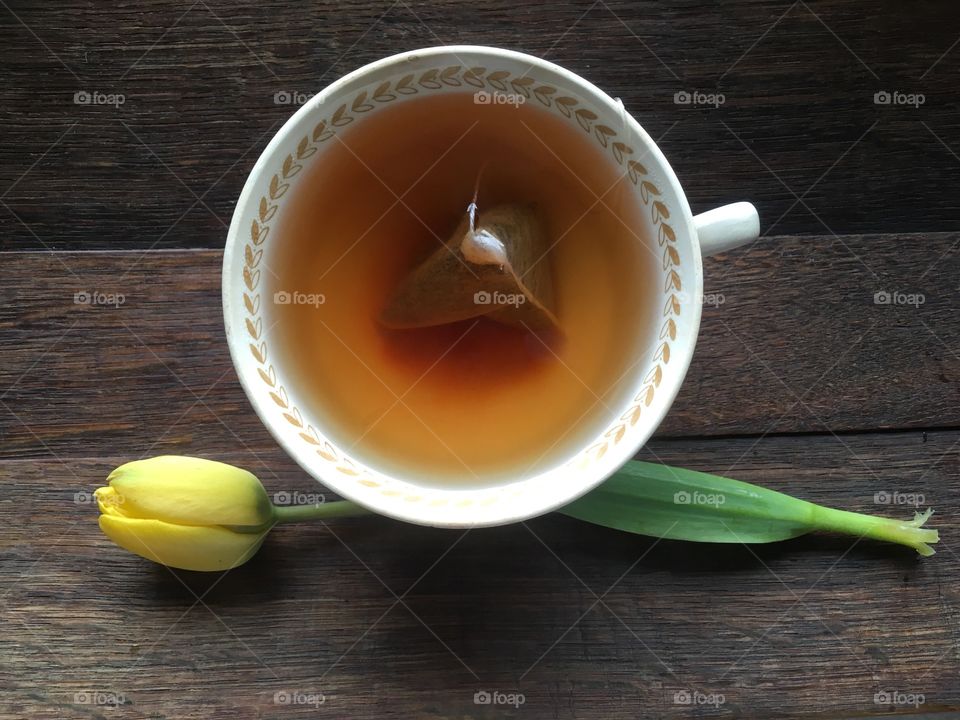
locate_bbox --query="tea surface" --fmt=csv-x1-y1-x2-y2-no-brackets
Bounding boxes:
269,91,654,485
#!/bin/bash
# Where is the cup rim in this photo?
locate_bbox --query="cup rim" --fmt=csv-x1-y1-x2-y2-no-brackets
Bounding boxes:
222,45,705,527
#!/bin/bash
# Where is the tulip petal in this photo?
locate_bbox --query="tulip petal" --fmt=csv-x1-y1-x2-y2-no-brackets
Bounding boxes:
94,486,126,516
107,456,273,527
98,515,268,571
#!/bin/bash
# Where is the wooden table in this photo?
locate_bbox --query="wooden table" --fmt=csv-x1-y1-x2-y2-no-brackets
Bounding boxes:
3,2,959,718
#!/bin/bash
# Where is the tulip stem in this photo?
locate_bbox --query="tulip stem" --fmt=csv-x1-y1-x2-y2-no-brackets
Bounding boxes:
806,505,938,557
271,500,371,524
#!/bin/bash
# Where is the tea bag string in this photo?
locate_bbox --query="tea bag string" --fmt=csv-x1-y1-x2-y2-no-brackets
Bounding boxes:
467,161,489,233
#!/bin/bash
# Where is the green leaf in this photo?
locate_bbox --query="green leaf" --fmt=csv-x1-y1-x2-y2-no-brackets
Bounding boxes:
559,461,939,556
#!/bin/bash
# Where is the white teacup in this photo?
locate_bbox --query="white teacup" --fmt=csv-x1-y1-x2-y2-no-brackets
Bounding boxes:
222,46,759,527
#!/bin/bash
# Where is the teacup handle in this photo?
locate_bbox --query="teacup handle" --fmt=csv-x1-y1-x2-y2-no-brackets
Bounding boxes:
693,202,760,257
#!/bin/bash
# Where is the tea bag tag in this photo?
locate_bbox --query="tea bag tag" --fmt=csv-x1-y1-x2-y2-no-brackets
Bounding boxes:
460,201,508,266
462,228,507,266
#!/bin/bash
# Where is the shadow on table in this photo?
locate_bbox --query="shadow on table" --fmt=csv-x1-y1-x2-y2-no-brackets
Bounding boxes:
149,511,925,605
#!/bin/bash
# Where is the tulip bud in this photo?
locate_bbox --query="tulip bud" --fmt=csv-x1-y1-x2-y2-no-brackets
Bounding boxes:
95,456,275,571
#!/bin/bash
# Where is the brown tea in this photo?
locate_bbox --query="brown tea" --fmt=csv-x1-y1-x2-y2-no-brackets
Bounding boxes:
269,91,654,486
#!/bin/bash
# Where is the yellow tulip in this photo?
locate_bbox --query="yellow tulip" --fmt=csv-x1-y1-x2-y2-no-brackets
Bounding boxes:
95,456,275,572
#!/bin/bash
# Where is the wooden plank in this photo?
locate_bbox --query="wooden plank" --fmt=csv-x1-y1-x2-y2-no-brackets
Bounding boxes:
1,238,957,458
2,1,960,250
2,429,958,718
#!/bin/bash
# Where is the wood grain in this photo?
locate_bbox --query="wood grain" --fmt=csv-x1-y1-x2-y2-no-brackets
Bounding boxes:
2,430,958,719
2,239,957,460
3,1,960,717
2,1,960,250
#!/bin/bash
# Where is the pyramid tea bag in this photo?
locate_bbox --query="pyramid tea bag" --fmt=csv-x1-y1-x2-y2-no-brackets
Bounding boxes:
380,203,561,333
